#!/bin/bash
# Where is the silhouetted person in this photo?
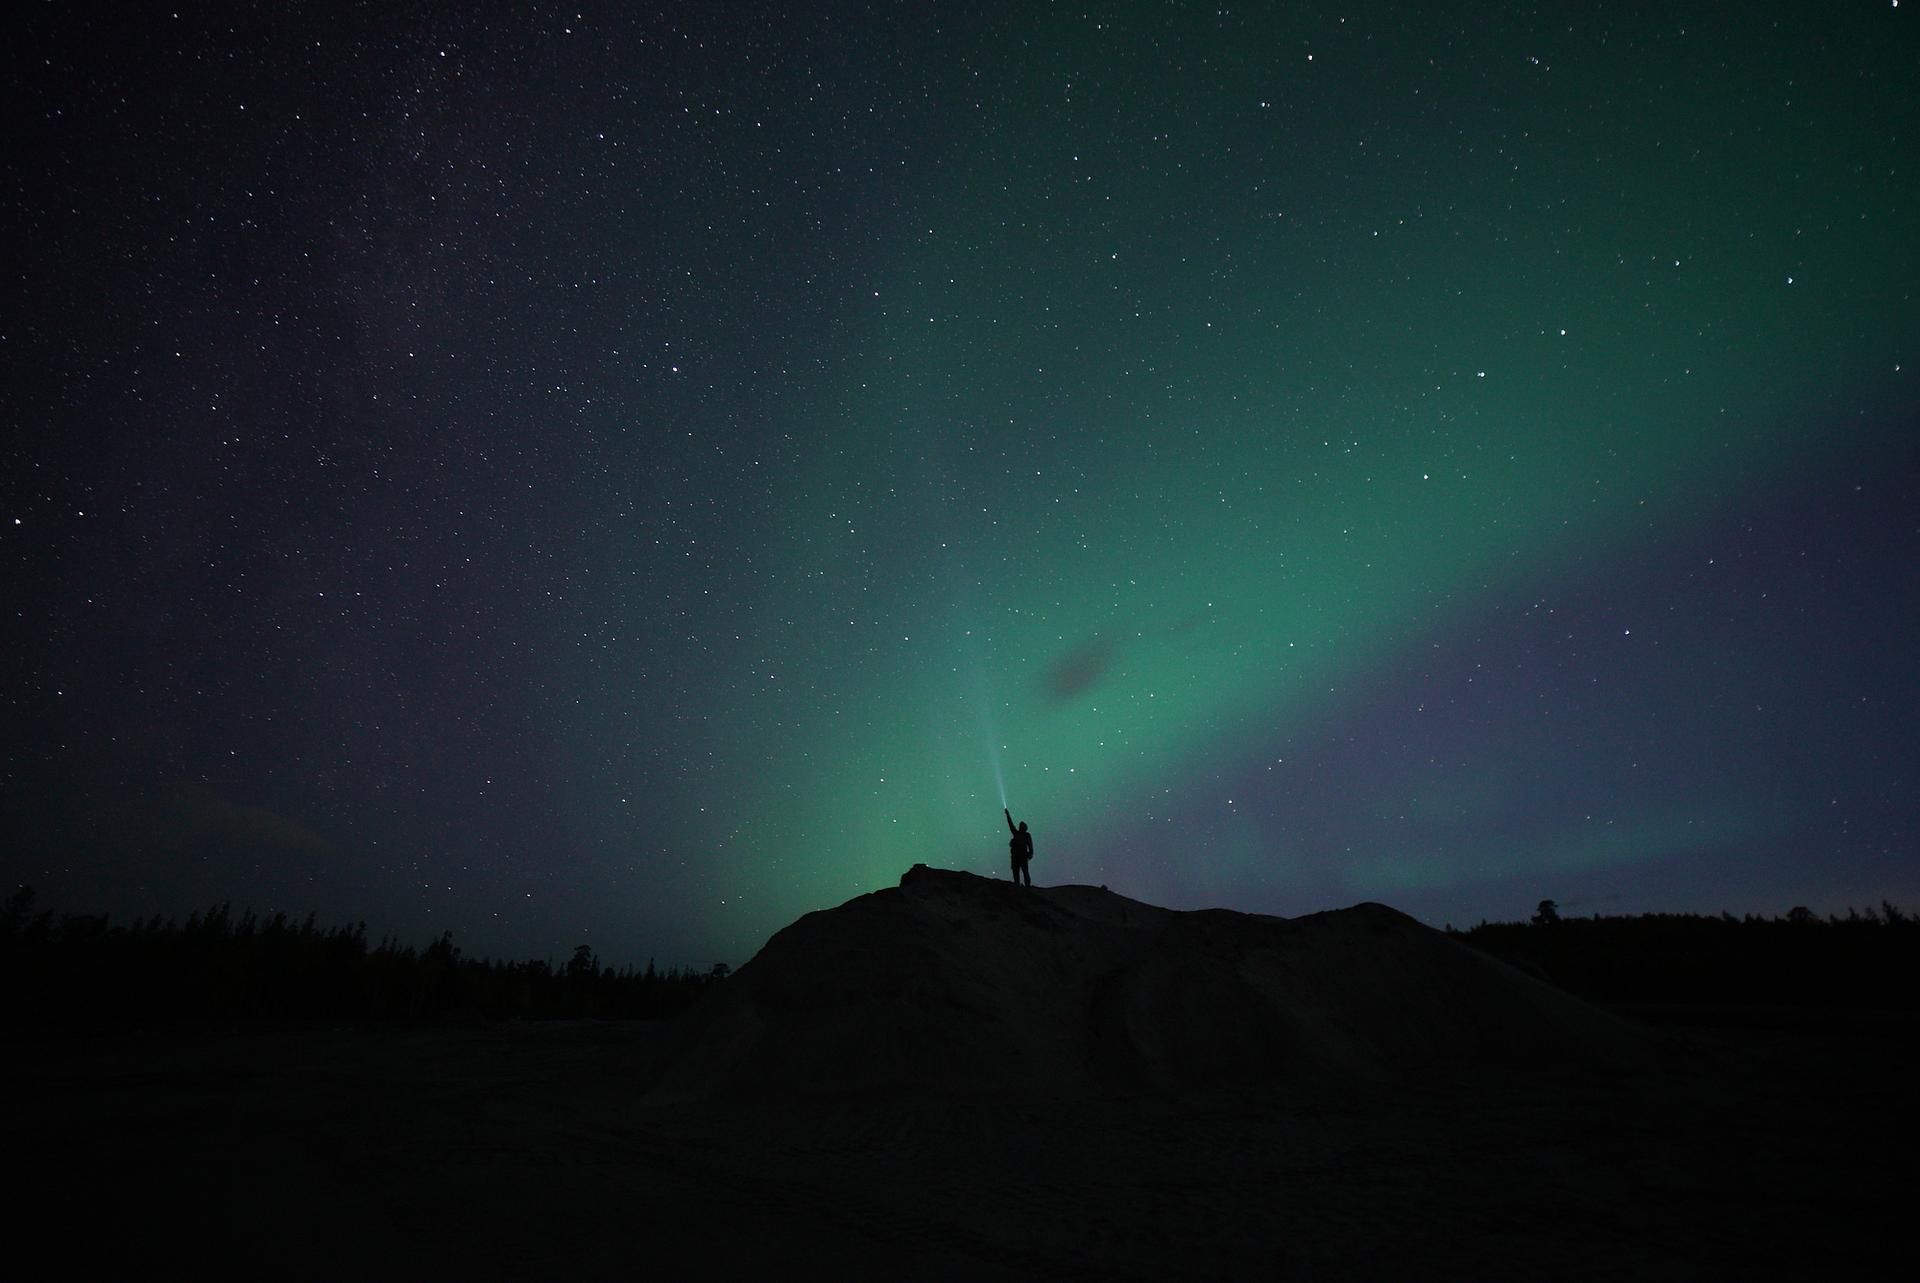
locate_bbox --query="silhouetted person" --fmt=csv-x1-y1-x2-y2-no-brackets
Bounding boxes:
1005,807,1033,886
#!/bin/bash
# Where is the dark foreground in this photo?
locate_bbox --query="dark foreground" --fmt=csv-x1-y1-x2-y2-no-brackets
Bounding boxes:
6,1012,1913,1280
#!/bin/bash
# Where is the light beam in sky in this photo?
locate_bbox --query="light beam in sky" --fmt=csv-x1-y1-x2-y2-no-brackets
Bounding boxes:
647,0,1917,957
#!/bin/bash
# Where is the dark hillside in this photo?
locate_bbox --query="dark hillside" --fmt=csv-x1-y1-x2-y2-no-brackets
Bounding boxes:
649,865,1648,1101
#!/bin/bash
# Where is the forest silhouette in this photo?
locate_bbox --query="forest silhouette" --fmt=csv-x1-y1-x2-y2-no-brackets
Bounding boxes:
0,886,719,1024
1449,901,1918,1015
4,881,1913,1028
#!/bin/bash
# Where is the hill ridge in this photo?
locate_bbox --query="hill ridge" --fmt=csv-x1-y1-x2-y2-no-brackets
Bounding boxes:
650,864,1647,1101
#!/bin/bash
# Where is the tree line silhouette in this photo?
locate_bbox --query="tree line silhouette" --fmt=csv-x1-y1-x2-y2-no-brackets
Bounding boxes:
1450,901,1919,1012
11,883,1912,1027
0,886,722,1025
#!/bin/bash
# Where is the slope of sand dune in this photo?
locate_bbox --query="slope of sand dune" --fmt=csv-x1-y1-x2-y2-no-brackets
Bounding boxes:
650,865,1647,1101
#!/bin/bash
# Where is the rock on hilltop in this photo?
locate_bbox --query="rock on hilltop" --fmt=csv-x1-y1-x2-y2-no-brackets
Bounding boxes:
650,865,1646,1100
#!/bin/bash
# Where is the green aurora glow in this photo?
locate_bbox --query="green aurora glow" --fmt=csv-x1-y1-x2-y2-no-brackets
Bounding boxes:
612,3,1919,955
25,0,1906,970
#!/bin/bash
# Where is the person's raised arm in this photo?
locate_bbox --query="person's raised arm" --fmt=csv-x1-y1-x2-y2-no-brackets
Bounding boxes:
1005,807,1016,834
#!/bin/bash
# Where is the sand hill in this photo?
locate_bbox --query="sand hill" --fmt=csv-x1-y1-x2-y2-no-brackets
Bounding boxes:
649,866,1647,1101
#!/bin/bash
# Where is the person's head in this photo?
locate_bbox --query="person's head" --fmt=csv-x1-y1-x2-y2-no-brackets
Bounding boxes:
1017,821,1028,832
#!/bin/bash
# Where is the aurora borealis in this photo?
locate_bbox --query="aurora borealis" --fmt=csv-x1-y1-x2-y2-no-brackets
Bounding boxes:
5,2,1916,968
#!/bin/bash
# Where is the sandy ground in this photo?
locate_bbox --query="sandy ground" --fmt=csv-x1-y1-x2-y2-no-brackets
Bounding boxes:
6,1012,1912,1280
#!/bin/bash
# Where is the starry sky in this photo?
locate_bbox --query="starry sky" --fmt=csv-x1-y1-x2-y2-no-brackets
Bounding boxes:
5,1,1916,969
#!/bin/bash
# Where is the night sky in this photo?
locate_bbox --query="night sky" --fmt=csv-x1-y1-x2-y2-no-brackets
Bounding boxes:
5,2,1916,970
